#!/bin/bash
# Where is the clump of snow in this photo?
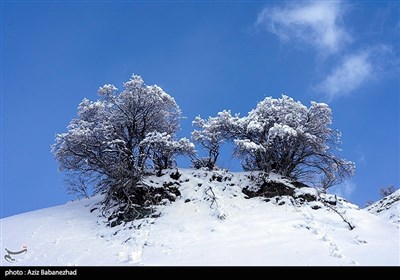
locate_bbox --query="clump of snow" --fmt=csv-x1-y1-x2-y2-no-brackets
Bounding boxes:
294,187,319,197
1,169,398,266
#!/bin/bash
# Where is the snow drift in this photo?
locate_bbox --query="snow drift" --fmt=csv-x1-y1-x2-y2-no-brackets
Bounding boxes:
367,189,400,226
1,169,398,266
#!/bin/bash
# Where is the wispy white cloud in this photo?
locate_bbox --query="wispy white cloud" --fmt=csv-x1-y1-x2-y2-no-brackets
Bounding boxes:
257,1,350,54
317,52,372,99
316,45,394,99
358,154,367,165
330,180,356,199
256,1,398,100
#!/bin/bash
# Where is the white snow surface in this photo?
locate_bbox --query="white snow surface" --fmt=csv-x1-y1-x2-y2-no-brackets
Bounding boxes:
367,189,400,226
1,169,399,266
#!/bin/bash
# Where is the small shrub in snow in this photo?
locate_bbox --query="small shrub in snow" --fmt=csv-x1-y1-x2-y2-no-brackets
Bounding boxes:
191,114,231,170
380,185,396,198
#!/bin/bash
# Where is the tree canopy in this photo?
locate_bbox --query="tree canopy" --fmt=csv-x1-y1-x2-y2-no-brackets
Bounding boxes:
53,76,355,222
192,95,355,189
52,75,193,211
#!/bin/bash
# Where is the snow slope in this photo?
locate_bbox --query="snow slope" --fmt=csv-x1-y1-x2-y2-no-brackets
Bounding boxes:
1,169,399,266
367,189,400,226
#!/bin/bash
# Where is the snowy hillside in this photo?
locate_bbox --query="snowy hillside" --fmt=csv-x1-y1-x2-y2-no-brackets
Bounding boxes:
367,189,400,226
1,169,399,266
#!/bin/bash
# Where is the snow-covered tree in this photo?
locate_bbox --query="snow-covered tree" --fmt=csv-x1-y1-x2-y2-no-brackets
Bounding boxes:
52,75,185,210
380,185,396,198
206,95,355,189
140,132,195,175
191,113,232,169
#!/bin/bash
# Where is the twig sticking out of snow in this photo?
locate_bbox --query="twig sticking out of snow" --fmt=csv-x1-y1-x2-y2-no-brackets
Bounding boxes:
318,194,355,230
204,185,226,220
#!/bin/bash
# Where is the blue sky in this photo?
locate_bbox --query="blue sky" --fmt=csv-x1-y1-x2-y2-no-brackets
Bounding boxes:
1,1,399,218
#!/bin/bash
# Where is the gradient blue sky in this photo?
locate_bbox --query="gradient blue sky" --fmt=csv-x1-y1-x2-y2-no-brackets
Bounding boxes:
1,1,399,218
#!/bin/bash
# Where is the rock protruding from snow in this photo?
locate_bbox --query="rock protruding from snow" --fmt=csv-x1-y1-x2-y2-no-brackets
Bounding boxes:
367,189,400,225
